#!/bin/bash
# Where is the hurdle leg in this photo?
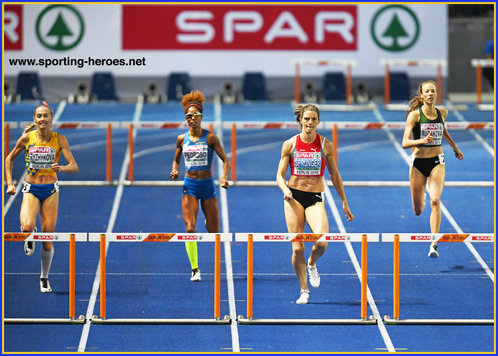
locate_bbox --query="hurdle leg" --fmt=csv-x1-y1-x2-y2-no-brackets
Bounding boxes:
4,124,9,180
384,64,390,105
106,123,112,181
332,124,338,164
247,234,253,319
69,234,76,319
476,64,482,105
100,234,107,319
437,64,442,105
393,234,400,319
128,124,134,181
360,234,367,319
294,62,301,103
231,124,237,182
346,64,352,105
214,234,220,319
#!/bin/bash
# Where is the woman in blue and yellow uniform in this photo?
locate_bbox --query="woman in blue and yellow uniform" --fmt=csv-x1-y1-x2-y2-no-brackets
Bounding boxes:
5,103,78,293
402,81,463,258
170,90,230,282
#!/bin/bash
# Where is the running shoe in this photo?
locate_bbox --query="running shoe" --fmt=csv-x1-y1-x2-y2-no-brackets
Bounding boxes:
307,263,320,288
428,243,439,258
190,268,201,282
24,241,35,256
40,278,52,293
296,290,310,304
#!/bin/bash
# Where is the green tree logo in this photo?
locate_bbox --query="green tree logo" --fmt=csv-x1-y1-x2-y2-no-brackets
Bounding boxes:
371,5,420,52
36,5,84,51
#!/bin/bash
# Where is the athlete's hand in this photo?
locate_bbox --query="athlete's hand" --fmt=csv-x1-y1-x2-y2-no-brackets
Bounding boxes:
170,170,179,180
423,132,434,144
51,163,63,172
6,184,16,195
343,201,354,221
453,148,463,160
283,190,293,202
220,176,229,189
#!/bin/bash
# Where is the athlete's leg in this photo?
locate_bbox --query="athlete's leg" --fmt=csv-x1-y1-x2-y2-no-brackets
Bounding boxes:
39,193,58,281
20,193,40,232
305,202,329,266
428,164,445,234
201,197,220,233
409,166,427,216
285,199,308,292
182,194,200,270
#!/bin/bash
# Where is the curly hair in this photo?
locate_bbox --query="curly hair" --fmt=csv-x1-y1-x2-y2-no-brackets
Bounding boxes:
181,90,205,113
294,104,320,126
406,80,437,115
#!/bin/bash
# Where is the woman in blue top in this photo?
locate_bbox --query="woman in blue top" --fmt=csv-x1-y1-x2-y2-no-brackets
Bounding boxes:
170,90,230,281
402,81,463,258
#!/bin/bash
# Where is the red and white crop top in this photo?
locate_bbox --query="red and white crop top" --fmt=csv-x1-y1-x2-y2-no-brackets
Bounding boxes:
289,134,326,177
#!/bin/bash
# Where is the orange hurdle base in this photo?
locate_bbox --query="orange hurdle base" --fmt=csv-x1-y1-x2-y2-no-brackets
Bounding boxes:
90,315,231,325
383,316,493,325
4,316,86,324
237,315,376,325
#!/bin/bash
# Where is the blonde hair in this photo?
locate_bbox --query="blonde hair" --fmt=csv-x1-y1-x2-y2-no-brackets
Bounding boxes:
407,80,437,114
26,103,54,134
294,104,320,126
23,123,37,134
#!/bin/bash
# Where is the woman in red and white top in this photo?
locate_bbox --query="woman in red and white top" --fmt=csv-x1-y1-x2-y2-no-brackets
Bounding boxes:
276,104,354,304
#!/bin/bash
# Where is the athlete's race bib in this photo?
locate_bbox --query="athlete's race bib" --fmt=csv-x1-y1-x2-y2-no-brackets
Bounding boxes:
28,146,56,169
420,123,443,146
183,144,208,168
293,152,321,175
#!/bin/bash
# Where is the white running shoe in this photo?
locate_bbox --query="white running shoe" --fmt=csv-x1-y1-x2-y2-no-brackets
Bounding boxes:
307,263,320,288
40,278,52,293
296,290,310,304
190,268,201,282
428,243,439,258
24,241,35,256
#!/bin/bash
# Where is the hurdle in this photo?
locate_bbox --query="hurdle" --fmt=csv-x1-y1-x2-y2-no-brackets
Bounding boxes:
291,58,376,111
470,58,494,111
235,233,378,325
382,233,494,325
380,58,447,108
5,120,493,188
3,232,87,324
88,232,232,324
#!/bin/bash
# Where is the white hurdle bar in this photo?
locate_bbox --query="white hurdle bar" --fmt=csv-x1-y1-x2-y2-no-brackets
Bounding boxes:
3,233,87,324
88,233,232,324
235,233,379,325
382,233,494,325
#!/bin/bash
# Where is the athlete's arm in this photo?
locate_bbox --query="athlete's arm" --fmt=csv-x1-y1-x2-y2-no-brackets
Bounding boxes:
323,139,354,221
52,134,78,173
440,109,463,160
276,139,293,201
402,111,433,148
207,132,231,188
170,135,184,180
5,133,30,195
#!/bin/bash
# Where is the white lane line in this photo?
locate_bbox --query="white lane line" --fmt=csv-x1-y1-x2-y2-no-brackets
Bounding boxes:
323,186,396,352
77,100,142,352
214,95,240,352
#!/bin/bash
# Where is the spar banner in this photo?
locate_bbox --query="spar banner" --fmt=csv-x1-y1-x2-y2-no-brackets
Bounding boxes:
4,4,447,76
121,4,358,50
